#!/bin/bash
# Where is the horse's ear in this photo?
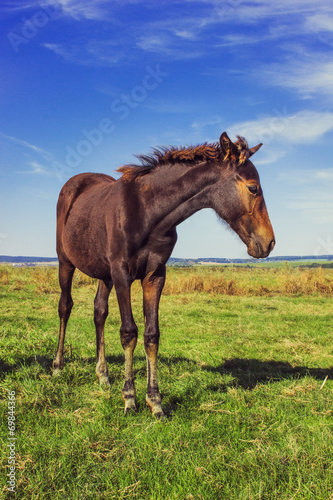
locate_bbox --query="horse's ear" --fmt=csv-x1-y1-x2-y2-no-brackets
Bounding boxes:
248,143,263,157
219,132,233,155
219,132,239,163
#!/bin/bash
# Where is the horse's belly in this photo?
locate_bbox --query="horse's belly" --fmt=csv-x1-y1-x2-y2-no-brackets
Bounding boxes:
62,213,111,281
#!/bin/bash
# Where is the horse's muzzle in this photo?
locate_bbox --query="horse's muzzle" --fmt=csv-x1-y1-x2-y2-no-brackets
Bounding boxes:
247,238,275,259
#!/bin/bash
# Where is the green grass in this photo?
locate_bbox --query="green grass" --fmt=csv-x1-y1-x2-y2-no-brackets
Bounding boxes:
1,266,333,499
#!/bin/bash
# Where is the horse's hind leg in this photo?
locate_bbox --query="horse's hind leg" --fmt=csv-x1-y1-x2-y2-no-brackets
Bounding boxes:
94,280,113,386
53,260,75,376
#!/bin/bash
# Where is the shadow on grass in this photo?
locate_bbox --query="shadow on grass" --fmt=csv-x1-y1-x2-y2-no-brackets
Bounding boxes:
0,354,126,378
1,354,332,393
203,358,333,390
0,355,54,376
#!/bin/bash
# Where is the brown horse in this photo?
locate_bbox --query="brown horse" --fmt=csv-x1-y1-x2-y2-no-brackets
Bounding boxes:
53,132,275,416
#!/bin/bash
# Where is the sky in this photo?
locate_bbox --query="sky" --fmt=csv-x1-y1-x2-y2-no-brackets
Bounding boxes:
1,0,333,259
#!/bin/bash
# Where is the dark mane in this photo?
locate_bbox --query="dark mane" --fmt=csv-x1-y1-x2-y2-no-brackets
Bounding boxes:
117,136,250,180
117,142,220,180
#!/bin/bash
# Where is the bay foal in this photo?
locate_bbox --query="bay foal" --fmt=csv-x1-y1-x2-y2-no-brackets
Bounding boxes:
53,132,275,416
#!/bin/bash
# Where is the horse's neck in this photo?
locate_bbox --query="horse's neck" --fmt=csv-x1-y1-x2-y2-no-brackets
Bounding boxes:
137,161,218,234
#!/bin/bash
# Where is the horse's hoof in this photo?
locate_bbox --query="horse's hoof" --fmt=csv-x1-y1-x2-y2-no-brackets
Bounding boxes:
98,375,111,387
52,368,62,377
146,397,164,418
152,409,165,419
124,399,138,414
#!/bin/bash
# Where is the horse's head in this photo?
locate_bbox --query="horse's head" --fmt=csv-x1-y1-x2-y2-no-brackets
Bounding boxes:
211,132,275,259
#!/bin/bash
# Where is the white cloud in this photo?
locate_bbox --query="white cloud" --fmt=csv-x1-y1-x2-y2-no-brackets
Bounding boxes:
191,117,223,130
27,161,52,175
229,110,333,147
43,41,124,66
288,192,333,224
224,110,333,166
254,149,287,166
136,35,166,53
42,0,109,21
216,33,264,47
171,29,198,40
278,165,333,186
0,1,42,14
268,59,333,98
0,133,57,177
305,13,333,32
0,132,51,159
14,161,53,176
136,34,203,59
31,0,333,69
211,0,333,23
43,43,68,58
315,168,333,181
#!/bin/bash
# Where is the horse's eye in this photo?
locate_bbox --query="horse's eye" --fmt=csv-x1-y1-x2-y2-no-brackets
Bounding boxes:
247,185,258,195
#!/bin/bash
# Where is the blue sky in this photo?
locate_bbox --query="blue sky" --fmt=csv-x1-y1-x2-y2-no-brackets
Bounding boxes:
1,0,333,259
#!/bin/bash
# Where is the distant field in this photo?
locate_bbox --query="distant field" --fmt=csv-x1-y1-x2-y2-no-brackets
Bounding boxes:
195,260,333,269
1,265,333,499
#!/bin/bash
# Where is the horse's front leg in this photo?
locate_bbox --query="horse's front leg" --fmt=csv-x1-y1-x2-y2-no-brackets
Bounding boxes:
113,269,138,413
142,267,166,417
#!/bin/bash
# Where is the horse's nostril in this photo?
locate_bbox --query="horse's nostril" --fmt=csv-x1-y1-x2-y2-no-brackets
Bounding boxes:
268,239,275,253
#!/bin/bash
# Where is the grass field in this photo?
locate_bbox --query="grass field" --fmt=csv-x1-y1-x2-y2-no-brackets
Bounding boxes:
1,264,333,499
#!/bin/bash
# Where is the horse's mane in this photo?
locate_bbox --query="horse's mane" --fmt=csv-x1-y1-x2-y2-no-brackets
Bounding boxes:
117,136,249,180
